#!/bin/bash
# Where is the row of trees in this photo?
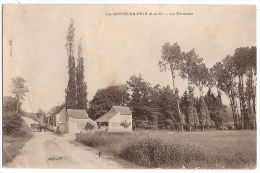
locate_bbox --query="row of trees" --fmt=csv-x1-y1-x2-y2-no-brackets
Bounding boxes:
88,42,256,131
211,47,256,129
65,19,88,110
158,42,256,130
88,74,227,130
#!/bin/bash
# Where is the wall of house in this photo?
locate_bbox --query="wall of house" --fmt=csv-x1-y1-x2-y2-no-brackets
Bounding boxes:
68,117,87,134
55,107,68,133
108,114,132,132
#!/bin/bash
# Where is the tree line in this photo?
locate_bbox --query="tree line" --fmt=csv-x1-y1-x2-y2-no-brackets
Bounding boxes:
88,42,256,131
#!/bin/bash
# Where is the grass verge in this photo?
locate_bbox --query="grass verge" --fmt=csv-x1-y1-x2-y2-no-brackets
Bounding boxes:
2,118,33,166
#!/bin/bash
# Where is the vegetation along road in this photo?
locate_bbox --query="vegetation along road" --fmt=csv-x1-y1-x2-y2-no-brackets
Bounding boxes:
6,116,124,168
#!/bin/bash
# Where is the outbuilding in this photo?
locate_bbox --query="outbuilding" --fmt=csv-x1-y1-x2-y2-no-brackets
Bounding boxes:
46,106,97,134
95,106,132,132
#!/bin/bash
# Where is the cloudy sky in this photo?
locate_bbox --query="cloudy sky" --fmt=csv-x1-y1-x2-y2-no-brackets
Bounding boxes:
3,5,256,112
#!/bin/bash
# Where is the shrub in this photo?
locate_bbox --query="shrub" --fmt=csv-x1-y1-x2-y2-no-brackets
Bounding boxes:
119,137,207,168
3,118,33,166
3,114,23,136
120,121,131,128
85,122,95,130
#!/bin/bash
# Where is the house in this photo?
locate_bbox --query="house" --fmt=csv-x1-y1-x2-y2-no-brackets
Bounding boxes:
95,106,132,132
46,106,97,134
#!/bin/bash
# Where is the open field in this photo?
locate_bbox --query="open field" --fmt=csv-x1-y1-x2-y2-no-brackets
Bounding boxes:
76,130,256,169
2,118,33,166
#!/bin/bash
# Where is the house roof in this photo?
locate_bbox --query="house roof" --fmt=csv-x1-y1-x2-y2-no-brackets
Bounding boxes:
67,109,88,119
95,106,132,122
47,103,66,116
112,106,132,115
95,111,117,122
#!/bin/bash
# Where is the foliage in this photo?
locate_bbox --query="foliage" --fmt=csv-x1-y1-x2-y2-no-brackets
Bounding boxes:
120,137,208,168
3,113,23,136
211,46,256,129
204,89,224,127
85,122,95,130
127,74,153,128
36,109,46,124
2,118,33,166
179,48,203,86
76,40,88,109
120,121,131,128
3,96,17,113
88,84,130,120
158,42,182,121
65,19,77,109
159,42,182,89
11,76,29,116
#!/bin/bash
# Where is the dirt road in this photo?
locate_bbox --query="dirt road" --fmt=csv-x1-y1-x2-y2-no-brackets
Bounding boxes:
6,116,124,168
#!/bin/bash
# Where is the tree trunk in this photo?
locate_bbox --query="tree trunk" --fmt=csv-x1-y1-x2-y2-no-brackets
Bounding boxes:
238,75,246,130
181,125,183,131
171,68,182,130
16,100,19,117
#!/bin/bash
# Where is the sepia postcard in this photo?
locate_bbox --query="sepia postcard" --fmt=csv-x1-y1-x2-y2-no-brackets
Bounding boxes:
1,2,258,171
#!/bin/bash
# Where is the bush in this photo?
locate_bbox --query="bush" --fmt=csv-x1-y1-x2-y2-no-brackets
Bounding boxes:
3,114,23,136
85,122,95,130
2,118,33,166
119,137,207,168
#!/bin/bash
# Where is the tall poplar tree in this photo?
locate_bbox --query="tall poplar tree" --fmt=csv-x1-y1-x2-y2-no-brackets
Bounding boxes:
76,40,88,109
65,19,77,109
159,42,183,126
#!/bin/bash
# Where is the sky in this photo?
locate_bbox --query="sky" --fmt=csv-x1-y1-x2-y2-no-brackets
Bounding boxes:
3,5,256,113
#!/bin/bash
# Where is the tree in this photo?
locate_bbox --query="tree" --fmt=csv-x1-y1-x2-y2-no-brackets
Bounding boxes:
233,47,249,129
179,113,186,131
180,91,189,115
213,56,239,129
204,89,225,128
194,109,200,130
196,63,210,97
3,96,18,113
36,109,46,124
157,86,179,129
76,40,88,109
11,76,29,116
65,19,77,109
179,48,203,87
159,42,183,91
88,84,130,120
127,74,153,128
159,42,183,121
244,46,256,129
186,86,196,131
180,90,189,130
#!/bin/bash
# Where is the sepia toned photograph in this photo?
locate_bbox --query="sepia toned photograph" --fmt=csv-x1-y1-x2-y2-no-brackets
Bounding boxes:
2,3,257,169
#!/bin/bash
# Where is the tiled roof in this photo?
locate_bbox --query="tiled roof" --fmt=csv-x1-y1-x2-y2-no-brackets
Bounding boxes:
112,106,132,115
67,109,88,119
95,106,132,122
95,111,117,122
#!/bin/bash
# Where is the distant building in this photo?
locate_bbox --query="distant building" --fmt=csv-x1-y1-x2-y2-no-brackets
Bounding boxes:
95,106,132,132
46,107,97,134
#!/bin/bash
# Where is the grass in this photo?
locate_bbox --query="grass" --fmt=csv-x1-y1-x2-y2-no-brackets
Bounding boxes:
2,118,33,166
76,130,256,169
